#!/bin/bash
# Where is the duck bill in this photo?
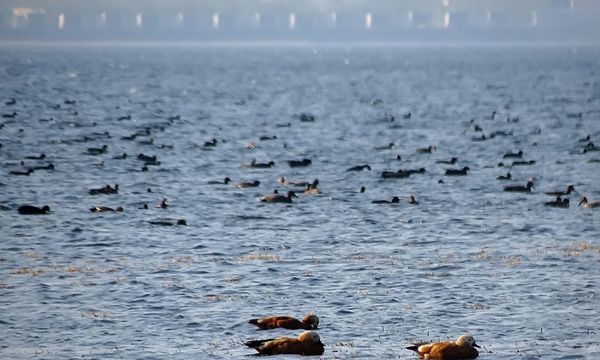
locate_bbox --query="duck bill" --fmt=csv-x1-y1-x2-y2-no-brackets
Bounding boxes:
473,343,480,348
318,341,325,347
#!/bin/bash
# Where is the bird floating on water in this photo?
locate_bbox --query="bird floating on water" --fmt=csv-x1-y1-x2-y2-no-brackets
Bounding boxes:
288,158,312,168
445,167,470,176
436,157,457,165
504,180,534,193
416,145,436,154
260,191,297,203
248,314,319,330
496,172,511,181
406,334,480,360
346,164,371,171
242,159,275,168
503,150,523,159
544,197,569,208
408,195,419,205
18,205,50,215
86,145,108,155
244,330,324,356
234,180,260,188
544,185,575,197
579,196,600,208
208,177,231,185
90,206,123,213
372,196,400,204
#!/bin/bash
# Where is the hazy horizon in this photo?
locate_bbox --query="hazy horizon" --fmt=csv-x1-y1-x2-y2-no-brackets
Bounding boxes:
1,0,599,44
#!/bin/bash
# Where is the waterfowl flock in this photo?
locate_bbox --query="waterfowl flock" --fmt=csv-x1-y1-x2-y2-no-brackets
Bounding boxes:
1,48,599,359
11,99,594,218
244,312,479,358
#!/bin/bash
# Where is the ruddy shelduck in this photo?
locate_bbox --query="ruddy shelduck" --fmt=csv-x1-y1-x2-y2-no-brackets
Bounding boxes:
244,330,324,356
248,314,319,330
407,335,480,360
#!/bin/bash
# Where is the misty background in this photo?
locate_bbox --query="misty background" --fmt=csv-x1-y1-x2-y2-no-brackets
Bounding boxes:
1,0,599,43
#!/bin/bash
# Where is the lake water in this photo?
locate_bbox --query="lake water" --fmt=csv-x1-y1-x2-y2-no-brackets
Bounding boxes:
1,44,599,359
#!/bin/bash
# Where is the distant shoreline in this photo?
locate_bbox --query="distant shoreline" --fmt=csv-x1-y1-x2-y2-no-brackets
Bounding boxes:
1,39,599,48
1,26,598,48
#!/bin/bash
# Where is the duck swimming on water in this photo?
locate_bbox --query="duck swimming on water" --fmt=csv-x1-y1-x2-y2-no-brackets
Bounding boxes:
544,197,569,208
544,185,575,197
406,334,480,360
207,177,231,185
203,138,217,147
90,206,123,213
242,159,275,168
407,195,419,205
86,145,108,155
416,145,436,154
436,157,457,165
244,330,324,356
157,198,168,209
579,196,600,208
503,150,523,159
404,168,426,175
89,184,118,195
260,191,297,203
372,196,400,204
234,180,260,188
277,176,317,188
445,167,470,176
18,205,50,215
512,160,535,166
25,153,46,160
149,219,187,226
303,183,321,195
248,314,319,330
10,168,33,176
288,158,312,168
31,164,54,171
346,164,371,171
496,172,511,181
504,180,534,193
375,142,395,150
381,170,410,179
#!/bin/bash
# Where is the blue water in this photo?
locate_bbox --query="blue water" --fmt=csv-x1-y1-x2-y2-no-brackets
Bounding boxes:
1,44,599,359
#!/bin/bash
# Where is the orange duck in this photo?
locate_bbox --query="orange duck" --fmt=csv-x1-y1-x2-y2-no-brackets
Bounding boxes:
248,314,319,330
407,335,480,360
244,330,324,356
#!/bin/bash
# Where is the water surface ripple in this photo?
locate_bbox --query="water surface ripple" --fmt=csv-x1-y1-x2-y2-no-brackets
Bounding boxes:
0,45,599,359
